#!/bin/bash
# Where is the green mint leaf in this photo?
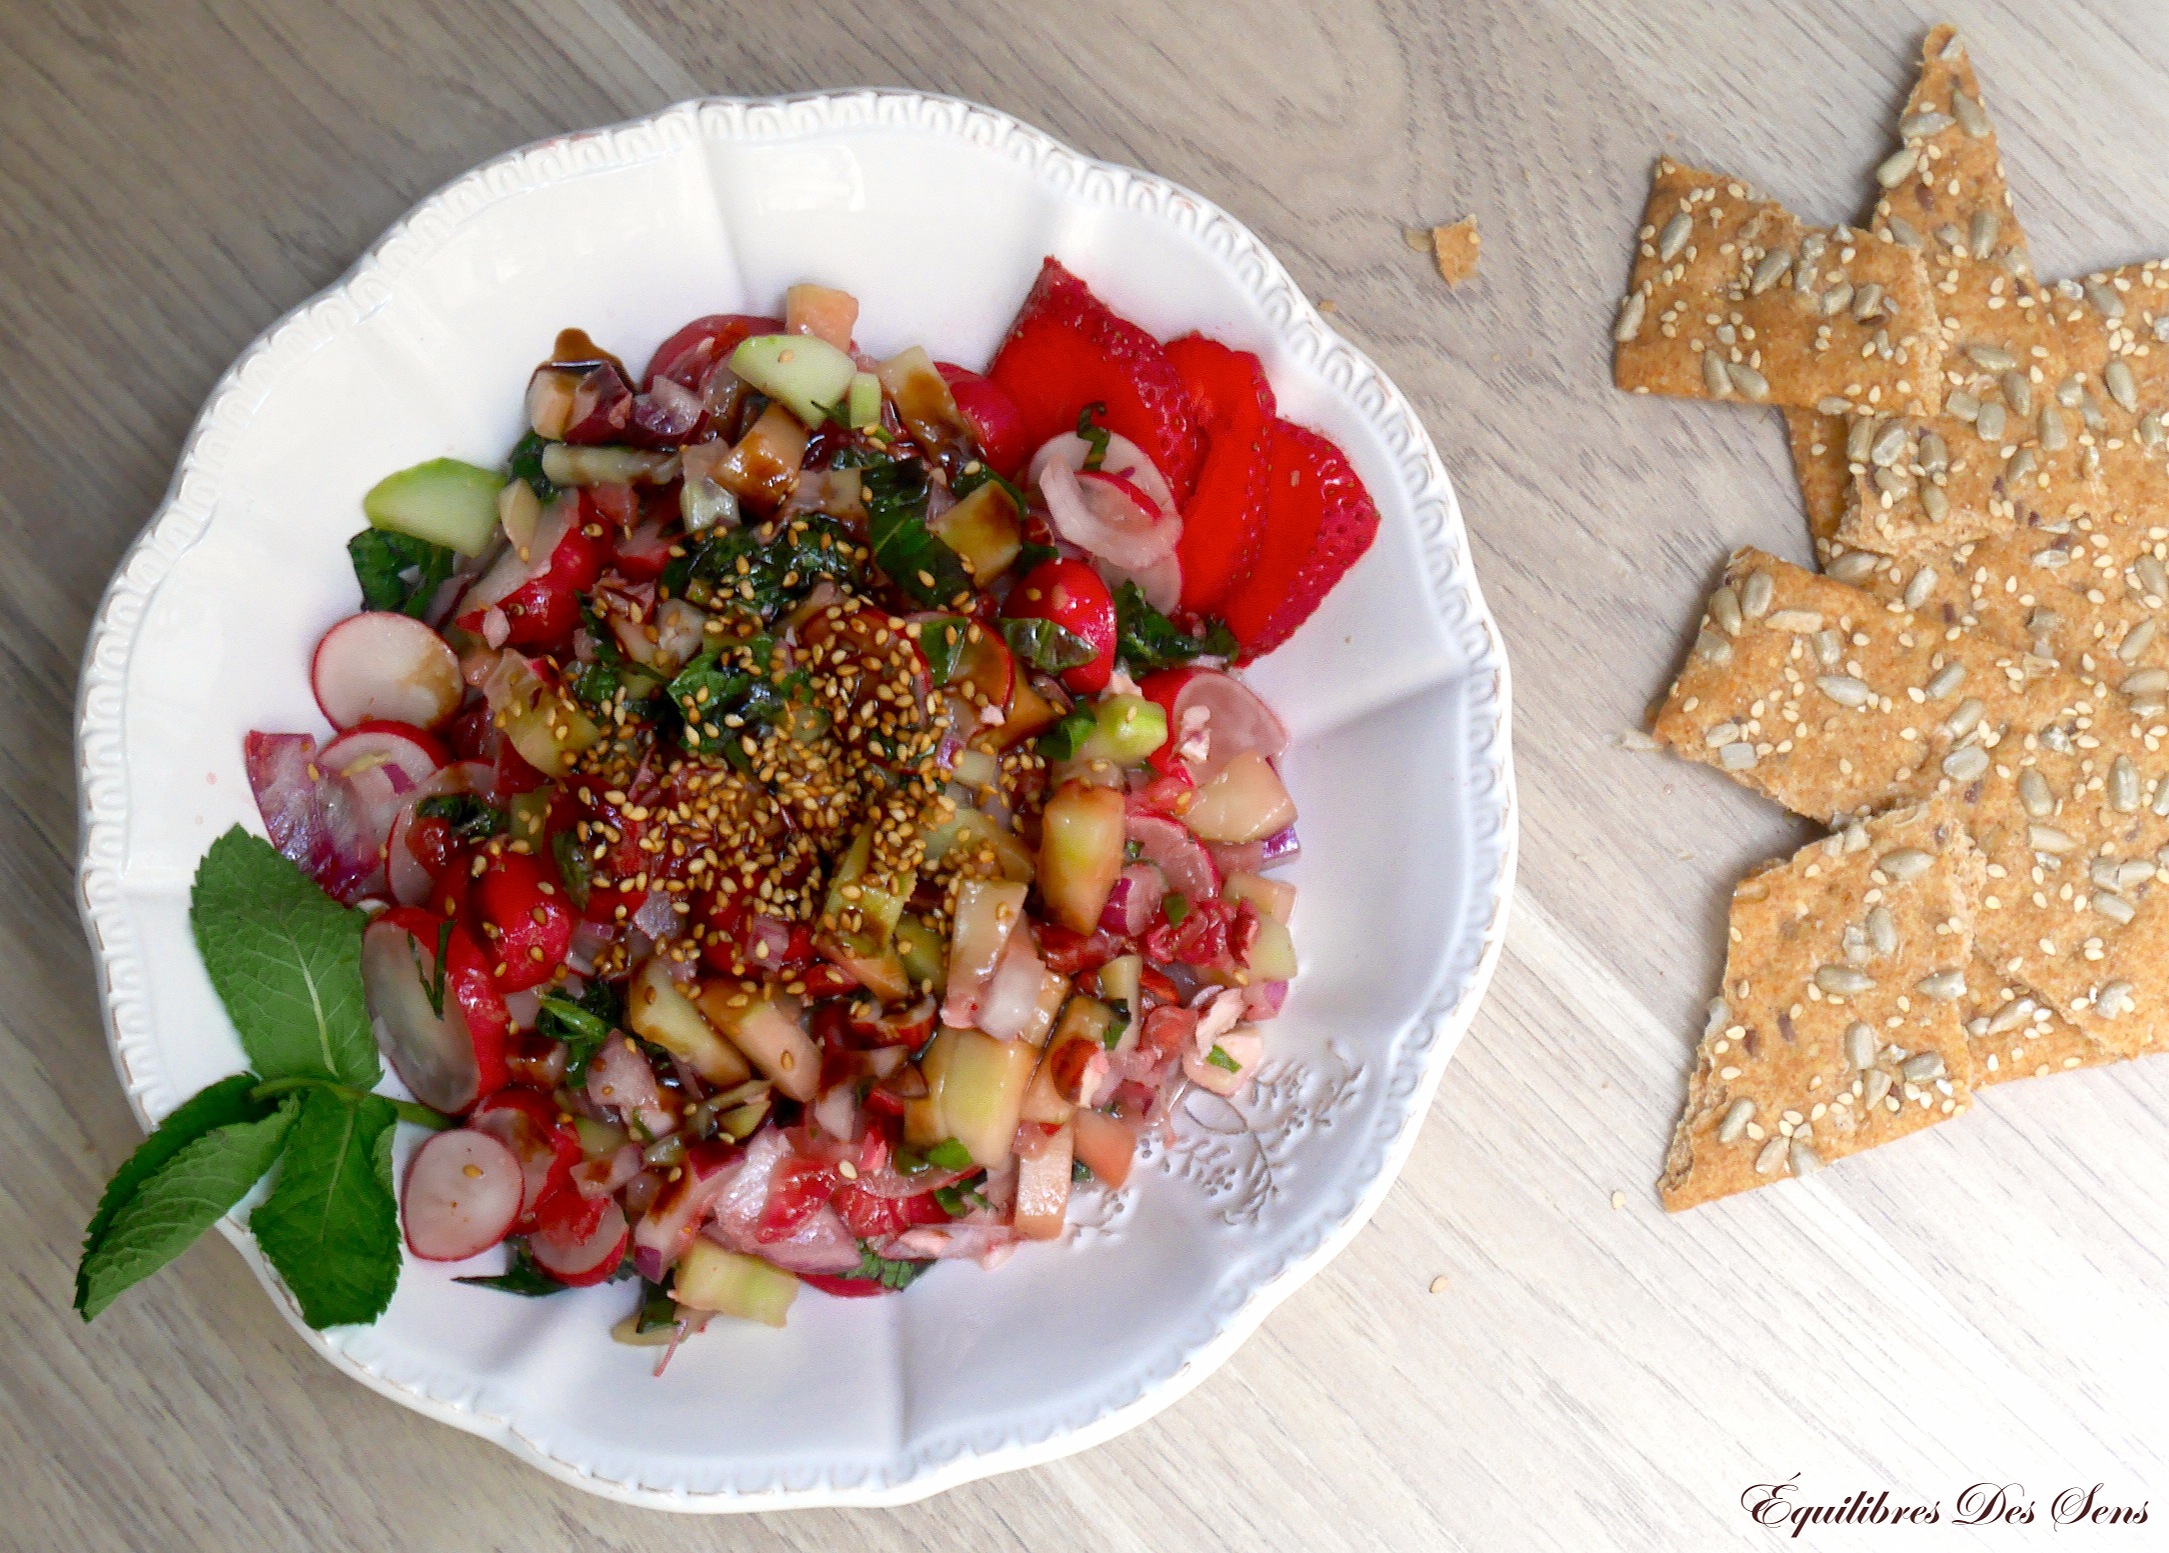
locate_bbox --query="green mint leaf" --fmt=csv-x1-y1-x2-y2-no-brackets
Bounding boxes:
1074,402,1111,470
79,1073,270,1279
508,431,558,500
1035,704,1097,763
551,830,593,912
1164,892,1190,926
1112,582,1236,675
999,616,1096,673
952,464,1027,515
1012,540,1060,574
1206,1043,1240,1073
1072,1156,1093,1182
455,1242,571,1297
841,1241,934,1291
414,793,505,841
249,1088,400,1329
863,459,974,610
537,983,619,1084
348,529,456,618
665,514,862,617
191,828,378,1087
77,1097,298,1320
915,614,973,684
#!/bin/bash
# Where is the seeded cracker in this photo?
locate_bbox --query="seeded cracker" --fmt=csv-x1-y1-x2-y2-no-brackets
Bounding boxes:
1785,409,1851,554
1660,801,1979,1211
1652,549,2169,1059
1831,26,2102,561
1613,159,1942,417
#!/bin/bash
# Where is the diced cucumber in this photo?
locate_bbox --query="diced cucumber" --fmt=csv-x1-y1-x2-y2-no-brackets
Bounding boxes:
823,824,913,945
904,1027,960,1148
673,1242,799,1327
729,334,858,427
1247,915,1298,980
1077,694,1168,766
1039,783,1127,933
363,458,506,556
847,371,882,429
507,787,552,850
895,914,948,992
697,990,819,1102
938,1028,1037,1167
1224,871,1297,925
1051,995,1123,1051
628,959,752,1086
919,805,1035,882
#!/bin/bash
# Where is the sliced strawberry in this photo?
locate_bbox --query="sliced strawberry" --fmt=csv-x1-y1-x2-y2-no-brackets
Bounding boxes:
1002,557,1116,694
987,258,1203,505
936,362,1030,478
1164,336,1274,614
1218,420,1380,660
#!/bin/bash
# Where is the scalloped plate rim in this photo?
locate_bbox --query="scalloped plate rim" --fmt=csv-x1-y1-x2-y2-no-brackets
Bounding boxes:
73,86,1518,1512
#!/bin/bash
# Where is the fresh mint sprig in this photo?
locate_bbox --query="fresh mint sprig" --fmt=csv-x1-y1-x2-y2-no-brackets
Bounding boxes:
76,828,445,1327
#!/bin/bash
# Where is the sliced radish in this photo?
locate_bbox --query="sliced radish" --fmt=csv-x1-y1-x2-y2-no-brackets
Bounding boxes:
1099,863,1168,937
403,1129,523,1261
460,493,573,618
1039,457,1179,570
1028,430,1177,520
470,1090,581,1223
530,1198,630,1286
362,911,481,1114
1142,667,1288,783
1124,811,1220,902
320,720,448,859
312,613,463,730
1096,551,1182,614
384,762,485,906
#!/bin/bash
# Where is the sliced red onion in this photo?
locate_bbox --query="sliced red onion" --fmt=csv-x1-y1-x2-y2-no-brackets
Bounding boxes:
573,1142,644,1200
630,374,704,441
1123,812,1219,903
587,1034,675,1137
244,732,383,904
1039,457,1178,570
975,932,1049,1041
1208,825,1300,878
1099,863,1167,937
631,889,681,943
1242,981,1289,1021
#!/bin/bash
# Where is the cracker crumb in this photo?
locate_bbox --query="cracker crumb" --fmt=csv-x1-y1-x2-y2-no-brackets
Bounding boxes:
1609,1190,1626,1210
1427,1275,1450,1294
1428,217,1480,287
1317,298,1340,315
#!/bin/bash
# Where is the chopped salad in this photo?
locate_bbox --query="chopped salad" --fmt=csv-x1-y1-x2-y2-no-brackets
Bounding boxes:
83,260,1377,1348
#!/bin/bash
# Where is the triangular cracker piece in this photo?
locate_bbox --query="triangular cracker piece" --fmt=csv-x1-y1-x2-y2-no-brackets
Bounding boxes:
1785,409,1851,556
1661,801,1980,1211
1651,549,2169,1059
1613,159,1943,417
1827,26,2104,561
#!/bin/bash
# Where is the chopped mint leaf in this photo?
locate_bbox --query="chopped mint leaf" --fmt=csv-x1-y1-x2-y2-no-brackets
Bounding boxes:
249,1088,401,1329
999,617,1096,673
915,614,973,684
415,793,504,842
1072,1157,1093,1183
348,529,455,619
953,464,1027,514
76,1094,297,1320
551,830,593,912
1206,1044,1241,1074
1075,402,1111,471
190,828,378,1088
508,431,558,500
664,513,862,618
1164,892,1190,927
456,1242,572,1297
1035,704,1096,762
538,982,620,1083
863,458,974,610
840,1242,934,1291
1112,582,1238,675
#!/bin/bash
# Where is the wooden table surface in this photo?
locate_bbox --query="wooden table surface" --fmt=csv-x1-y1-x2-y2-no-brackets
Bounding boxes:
11,1,2169,1547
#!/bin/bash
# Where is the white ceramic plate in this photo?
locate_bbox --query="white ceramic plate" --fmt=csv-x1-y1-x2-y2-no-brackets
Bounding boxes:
75,91,1515,1511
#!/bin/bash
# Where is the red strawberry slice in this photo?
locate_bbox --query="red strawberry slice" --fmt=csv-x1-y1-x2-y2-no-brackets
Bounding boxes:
987,258,1204,505
1218,420,1380,660
1164,336,1274,615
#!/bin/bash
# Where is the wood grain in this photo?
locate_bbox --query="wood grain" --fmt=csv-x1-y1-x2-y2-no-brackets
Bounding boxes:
8,0,2169,1547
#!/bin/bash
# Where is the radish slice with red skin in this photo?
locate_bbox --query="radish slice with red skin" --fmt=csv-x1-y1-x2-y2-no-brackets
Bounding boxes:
402,1129,523,1261
1028,430,1177,520
1039,457,1179,570
460,495,573,619
311,613,464,731
1095,551,1182,614
1123,812,1220,903
470,1090,580,1224
1139,667,1288,782
1099,863,1167,937
363,911,483,1114
530,1198,630,1286
321,720,449,861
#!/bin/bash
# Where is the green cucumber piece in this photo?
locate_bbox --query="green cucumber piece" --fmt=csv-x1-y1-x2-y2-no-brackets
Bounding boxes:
847,371,882,429
1077,694,1168,765
362,458,506,556
729,334,859,428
